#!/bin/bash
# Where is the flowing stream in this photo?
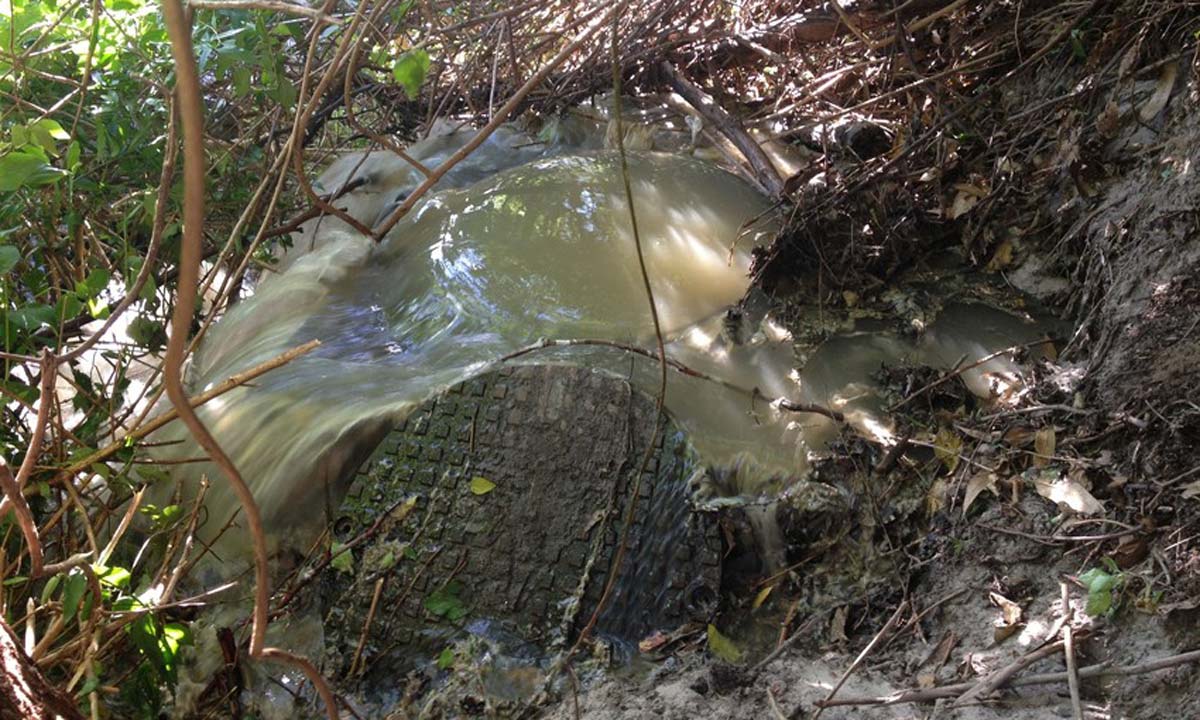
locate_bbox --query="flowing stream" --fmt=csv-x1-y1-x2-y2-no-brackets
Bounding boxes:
156,127,1047,572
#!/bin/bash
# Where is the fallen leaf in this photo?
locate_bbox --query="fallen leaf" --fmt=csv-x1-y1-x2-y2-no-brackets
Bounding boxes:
1002,426,1035,447
752,584,775,610
990,592,1023,625
1033,427,1056,467
963,472,998,515
931,631,958,668
1181,479,1200,499
989,591,1023,642
1034,469,1104,515
707,624,744,664
948,189,980,220
934,428,963,473
829,606,848,644
1139,61,1178,122
1096,100,1121,138
469,476,496,495
330,541,354,575
639,631,668,653
926,477,950,515
985,239,1015,271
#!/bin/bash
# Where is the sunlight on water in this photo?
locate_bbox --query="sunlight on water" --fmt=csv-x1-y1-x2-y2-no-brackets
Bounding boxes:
155,138,1048,562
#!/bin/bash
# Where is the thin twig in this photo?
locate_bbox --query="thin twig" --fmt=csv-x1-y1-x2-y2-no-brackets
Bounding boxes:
1061,582,1083,720
159,2,338,717
812,601,907,719
188,0,342,23
560,2,668,670
820,649,1200,708
372,1,621,239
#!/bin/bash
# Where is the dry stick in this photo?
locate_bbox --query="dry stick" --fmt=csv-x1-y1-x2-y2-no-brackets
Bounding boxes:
889,339,1051,411
1061,582,1083,720
953,639,1066,707
0,462,43,576
0,351,55,576
158,2,338,718
0,618,86,720
342,4,432,180
372,0,622,240
661,60,785,197
57,339,320,479
812,601,908,720
59,107,177,365
187,0,342,22
751,612,825,675
559,5,668,671
287,0,375,238
822,649,1200,708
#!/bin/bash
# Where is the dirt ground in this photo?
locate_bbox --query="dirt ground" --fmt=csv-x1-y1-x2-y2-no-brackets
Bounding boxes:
538,30,1200,720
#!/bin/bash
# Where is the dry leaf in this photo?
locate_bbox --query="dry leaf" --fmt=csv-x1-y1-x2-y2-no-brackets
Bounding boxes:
963,472,998,515
707,624,744,663
1139,61,1178,122
842,290,859,308
989,592,1023,643
639,631,668,653
1002,426,1035,447
919,631,958,671
948,190,980,220
1034,470,1104,515
1096,99,1121,138
1033,427,1056,467
934,428,964,473
985,239,1015,271
469,476,497,495
1181,479,1200,499
829,606,848,644
752,584,775,610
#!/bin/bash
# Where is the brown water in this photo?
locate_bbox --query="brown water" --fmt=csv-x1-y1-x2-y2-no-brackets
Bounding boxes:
158,133,1047,567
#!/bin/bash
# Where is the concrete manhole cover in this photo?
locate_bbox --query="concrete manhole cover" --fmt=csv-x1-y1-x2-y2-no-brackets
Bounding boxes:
321,364,722,683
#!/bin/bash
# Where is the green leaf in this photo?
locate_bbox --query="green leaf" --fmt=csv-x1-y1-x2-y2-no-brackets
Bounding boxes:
29,119,69,154
95,565,131,590
436,647,454,670
392,49,430,100
0,149,67,191
75,676,101,698
706,623,744,664
62,570,88,622
1079,567,1120,616
9,303,57,331
425,581,467,621
0,245,19,275
66,141,81,170
80,267,111,296
41,574,62,604
469,476,496,495
330,541,354,575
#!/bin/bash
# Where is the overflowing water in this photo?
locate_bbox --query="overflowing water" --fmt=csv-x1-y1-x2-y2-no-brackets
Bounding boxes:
156,125,1048,568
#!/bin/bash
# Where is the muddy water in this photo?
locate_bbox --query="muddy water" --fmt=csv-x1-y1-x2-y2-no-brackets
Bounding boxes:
160,151,782,554
161,135,1048,571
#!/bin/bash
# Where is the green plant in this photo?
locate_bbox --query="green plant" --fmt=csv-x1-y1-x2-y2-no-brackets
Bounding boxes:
1078,558,1126,617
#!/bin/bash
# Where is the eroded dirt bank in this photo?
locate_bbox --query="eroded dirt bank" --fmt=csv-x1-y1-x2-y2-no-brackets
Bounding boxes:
538,9,1200,720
